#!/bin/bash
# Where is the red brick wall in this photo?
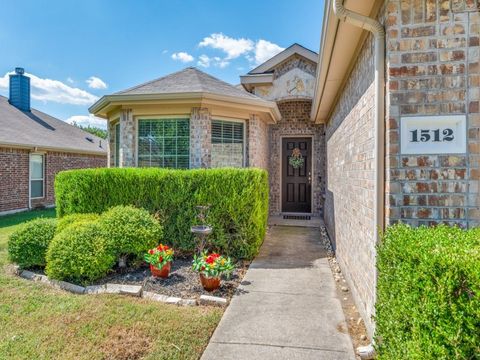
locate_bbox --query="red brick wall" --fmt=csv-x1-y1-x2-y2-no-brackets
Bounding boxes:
0,147,107,213
0,147,30,212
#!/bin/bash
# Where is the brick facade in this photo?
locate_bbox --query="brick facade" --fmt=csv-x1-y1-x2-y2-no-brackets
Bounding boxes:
190,107,212,168
119,108,136,167
269,100,326,215
0,147,106,213
247,114,269,170
325,0,480,336
325,35,377,335
385,0,480,228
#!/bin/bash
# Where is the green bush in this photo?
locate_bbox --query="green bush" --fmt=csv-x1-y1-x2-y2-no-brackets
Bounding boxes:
8,218,57,268
376,224,480,359
56,213,100,234
98,205,163,264
55,168,269,259
46,222,116,284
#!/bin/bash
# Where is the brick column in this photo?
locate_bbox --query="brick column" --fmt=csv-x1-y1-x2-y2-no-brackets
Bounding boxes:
119,108,135,167
247,114,269,169
190,107,211,168
107,121,115,167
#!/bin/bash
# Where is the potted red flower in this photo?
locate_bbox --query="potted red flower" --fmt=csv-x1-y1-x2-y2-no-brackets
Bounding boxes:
192,252,234,291
144,244,174,278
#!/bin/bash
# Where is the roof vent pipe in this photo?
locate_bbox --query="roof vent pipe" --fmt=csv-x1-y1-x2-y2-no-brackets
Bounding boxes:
332,0,385,358
9,67,31,112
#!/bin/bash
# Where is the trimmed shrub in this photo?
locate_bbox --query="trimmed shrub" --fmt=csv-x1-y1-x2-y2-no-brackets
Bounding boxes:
46,222,116,284
56,213,100,234
376,224,480,359
98,205,163,265
8,218,57,268
55,168,269,259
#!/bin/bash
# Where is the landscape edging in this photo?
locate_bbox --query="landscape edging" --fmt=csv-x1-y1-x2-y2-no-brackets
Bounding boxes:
15,268,228,307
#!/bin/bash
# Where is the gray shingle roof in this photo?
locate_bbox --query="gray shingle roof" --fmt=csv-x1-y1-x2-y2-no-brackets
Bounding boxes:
116,67,262,100
0,95,106,154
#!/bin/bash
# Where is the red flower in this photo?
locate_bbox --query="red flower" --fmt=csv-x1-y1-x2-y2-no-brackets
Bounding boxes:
206,256,215,264
211,253,220,259
148,249,155,255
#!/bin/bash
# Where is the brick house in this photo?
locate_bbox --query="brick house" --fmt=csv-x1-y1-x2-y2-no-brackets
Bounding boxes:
0,68,107,214
90,45,325,217
311,0,480,336
90,0,479,336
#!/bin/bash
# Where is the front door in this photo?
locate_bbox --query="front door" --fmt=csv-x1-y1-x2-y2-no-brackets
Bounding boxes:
282,137,312,213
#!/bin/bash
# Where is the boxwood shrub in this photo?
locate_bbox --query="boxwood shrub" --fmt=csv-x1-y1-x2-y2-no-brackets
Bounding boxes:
376,224,480,359
8,218,57,268
46,222,116,284
55,168,269,259
98,205,163,266
56,213,100,234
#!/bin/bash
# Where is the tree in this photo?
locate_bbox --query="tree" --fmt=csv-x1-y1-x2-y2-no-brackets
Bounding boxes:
71,122,107,139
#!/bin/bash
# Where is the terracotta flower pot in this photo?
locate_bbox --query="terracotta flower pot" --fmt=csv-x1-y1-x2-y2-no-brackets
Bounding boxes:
200,273,221,292
150,262,171,278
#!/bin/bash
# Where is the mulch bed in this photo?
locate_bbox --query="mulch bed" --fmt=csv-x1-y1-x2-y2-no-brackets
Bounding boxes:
94,257,250,300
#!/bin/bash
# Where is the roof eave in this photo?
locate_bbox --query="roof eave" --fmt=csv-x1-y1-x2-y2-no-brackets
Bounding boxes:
0,141,107,156
90,92,281,123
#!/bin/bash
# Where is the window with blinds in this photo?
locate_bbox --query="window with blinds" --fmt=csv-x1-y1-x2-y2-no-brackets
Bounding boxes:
211,120,244,168
137,118,190,169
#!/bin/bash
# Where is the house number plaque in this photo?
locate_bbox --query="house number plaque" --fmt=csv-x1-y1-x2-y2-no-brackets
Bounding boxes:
400,115,466,155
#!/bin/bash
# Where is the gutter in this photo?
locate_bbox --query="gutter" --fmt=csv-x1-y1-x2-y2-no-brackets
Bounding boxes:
332,0,385,357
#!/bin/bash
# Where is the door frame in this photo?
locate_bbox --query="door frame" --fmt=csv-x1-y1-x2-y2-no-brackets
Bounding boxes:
279,135,315,214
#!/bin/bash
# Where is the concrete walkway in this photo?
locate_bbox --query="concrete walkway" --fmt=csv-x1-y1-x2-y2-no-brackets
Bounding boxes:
201,226,355,360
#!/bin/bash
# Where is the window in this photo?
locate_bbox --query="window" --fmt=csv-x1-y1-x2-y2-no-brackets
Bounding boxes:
138,118,190,169
211,120,245,168
114,122,120,167
30,154,44,198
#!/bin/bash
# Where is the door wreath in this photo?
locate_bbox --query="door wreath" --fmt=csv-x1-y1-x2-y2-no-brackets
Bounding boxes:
289,148,304,169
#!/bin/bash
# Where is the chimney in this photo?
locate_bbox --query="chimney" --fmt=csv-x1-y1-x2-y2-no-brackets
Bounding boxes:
9,67,30,112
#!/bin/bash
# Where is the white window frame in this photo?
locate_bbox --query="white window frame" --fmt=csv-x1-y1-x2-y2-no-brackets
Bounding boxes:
211,117,246,168
29,153,45,200
136,116,191,169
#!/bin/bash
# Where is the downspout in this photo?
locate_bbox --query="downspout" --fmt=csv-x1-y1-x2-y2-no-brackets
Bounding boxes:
332,0,385,358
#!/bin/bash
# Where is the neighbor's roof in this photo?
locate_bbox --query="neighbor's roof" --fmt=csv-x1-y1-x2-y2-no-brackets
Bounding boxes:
90,67,280,121
0,96,106,155
311,0,381,123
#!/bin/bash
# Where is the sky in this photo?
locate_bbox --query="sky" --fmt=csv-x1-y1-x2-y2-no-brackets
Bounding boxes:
0,0,324,129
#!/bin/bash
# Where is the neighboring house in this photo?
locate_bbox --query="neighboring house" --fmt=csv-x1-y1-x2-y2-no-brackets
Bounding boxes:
90,44,325,216
0,68,107,214
311,0,479,336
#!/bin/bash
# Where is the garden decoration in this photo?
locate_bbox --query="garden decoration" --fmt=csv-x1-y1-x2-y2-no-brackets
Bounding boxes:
190,205,212,253
289,147,304,169
192,252,234,292
144,244,174,278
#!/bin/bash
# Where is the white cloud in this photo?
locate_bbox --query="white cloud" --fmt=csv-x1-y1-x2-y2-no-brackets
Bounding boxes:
199,33,254,60
197,55,230,69
67,77,74,84
162,49,169,54
0,71,98,105
254,40,285,64
86,76,107,89
197,54,211,68
171,52,194,63
66,114,107,129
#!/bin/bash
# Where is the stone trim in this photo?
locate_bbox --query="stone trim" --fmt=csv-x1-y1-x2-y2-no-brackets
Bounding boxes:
15,267,227,307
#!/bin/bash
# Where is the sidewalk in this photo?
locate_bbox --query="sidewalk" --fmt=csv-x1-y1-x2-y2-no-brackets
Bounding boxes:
201,225,356,360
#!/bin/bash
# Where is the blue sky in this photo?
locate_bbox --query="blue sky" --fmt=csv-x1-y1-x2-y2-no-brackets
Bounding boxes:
0,0,324,128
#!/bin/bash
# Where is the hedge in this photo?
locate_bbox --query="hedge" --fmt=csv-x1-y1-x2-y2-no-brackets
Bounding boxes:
46,222,116,284
56,213,100,234
8,218,57,268
55,168,269,259
376,224,480,359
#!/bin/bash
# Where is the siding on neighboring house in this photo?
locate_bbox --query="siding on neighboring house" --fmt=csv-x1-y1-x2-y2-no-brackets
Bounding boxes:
0,146,106,213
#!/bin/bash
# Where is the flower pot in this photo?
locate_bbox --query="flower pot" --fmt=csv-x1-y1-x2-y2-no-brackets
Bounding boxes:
150,262,171,278
199,273,221,292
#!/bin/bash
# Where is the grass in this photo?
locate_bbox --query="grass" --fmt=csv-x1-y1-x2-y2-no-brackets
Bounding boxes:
0,209,223,360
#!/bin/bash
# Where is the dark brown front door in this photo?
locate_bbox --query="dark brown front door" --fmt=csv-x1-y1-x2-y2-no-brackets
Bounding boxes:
282,137,312,213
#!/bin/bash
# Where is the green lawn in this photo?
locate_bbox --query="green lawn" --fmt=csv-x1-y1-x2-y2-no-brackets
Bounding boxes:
0,209,222,360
